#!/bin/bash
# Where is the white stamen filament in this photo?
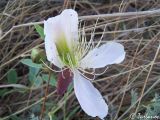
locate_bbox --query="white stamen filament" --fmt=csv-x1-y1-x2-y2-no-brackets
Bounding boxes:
41,60,68,72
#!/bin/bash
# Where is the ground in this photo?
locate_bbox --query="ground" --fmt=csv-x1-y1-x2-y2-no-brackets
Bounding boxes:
0,0,160,120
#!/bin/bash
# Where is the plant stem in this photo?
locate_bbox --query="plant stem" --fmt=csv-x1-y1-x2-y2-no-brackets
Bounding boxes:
40,70,51,120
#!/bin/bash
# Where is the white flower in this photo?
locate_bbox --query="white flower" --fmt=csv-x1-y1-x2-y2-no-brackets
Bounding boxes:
44,9,125,119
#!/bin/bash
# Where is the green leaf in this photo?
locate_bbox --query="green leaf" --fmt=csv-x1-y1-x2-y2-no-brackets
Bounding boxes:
131,89,138,106
42,74,56,86
7,69,18,84
33,75,43,87
34,24,45,39
21,59,42,69
29,67,40,81
144,94,160,117
0,89,9,97
28,67,41,87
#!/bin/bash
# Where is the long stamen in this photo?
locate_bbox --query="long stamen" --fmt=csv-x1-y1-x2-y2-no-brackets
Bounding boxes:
89,17,99,49
78,67,109,76
94,67,109,76
78,70,95,81
78,68,95,75
80,22,92,58
41,60,68,72
79,18,100,60
96,19,108,48
77,68,96,81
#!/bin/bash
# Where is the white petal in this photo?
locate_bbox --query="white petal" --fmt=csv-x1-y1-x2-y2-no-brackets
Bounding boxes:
73,71,108,119
44,9,78,67
44,9,78,46
44,13,63,67
60,9,79,44
44,35,63,68
80,42,125,69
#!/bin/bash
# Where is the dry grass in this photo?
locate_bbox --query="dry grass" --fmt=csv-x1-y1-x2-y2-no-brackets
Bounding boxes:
1,0,160,120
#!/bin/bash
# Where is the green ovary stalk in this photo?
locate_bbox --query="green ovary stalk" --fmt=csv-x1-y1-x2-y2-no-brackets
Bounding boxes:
55,35,78,68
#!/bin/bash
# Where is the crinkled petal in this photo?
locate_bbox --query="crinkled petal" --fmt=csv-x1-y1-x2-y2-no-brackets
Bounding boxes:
44,9,78,42
44,35,63,68
44,14,61,39
73,71,108,119
44,9,78,67
60,9,79,44
44,12,63,68
80,42,125,69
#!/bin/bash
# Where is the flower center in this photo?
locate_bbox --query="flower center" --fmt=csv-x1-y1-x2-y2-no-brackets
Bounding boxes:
55,32,92,69
55,34,78,68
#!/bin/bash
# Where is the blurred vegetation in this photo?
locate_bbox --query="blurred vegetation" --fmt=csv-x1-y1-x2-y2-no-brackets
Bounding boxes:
0,0,160,120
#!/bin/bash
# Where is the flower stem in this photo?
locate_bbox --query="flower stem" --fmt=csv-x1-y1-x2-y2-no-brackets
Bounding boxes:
40,69,51,120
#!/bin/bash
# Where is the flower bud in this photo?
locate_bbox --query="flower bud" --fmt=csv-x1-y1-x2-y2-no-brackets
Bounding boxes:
31,48,46,64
